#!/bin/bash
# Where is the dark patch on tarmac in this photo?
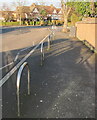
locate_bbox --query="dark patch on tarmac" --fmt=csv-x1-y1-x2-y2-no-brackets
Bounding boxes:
0,26,49,34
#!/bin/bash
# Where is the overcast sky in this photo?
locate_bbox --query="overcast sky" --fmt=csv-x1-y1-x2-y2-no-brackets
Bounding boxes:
0,0,96,10
0,0,61,10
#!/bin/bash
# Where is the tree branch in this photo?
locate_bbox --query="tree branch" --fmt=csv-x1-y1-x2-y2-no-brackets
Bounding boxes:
67,7,72,16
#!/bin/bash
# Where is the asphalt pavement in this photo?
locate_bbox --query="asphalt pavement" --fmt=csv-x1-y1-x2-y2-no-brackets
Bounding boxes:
0,26,49,34
2,29,96,118
0,26,50,78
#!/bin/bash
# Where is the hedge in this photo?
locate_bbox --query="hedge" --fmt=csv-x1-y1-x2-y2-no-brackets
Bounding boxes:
0,22,21,26
0,20,64,26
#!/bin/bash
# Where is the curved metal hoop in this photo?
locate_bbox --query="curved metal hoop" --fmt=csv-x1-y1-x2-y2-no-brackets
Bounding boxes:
17,62,30,117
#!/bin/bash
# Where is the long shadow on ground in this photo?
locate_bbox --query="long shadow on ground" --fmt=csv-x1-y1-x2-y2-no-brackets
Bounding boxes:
2,37,95,118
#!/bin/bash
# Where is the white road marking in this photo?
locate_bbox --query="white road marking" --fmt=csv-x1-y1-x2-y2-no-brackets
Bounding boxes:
0,32,52,87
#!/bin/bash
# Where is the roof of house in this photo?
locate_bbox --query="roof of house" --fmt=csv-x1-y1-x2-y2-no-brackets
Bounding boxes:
57,8,61,13
44,6,56,14
17,3,62,14
0,11,15,17
16,6,30,13
30,3,61,14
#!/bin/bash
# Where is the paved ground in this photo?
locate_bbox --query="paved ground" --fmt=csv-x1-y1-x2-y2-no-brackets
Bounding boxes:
0,26,50,78
2,29,96,118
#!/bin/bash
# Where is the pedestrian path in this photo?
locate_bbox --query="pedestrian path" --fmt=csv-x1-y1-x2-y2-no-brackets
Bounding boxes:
2,30,95,118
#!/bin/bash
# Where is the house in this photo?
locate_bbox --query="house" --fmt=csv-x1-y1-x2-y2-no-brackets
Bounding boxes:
57,8,63,20
16,6,30,20
0,11,5,21
0,11,15,22
30,4,62,20
15,3,62,21
0,3,62,22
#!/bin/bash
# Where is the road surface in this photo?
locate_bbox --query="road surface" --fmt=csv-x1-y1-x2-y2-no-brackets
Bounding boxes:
1,28,96,118
0,26,50,78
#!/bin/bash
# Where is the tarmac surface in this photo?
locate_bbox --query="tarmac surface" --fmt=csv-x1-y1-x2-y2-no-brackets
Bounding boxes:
1,27,96,118
0,26,50,78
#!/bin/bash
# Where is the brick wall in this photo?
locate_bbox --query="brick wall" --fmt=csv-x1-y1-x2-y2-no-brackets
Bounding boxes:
76,18,97,50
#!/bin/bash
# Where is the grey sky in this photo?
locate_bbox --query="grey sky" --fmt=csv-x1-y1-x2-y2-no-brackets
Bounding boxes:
0,0,61,10
0,0,96,10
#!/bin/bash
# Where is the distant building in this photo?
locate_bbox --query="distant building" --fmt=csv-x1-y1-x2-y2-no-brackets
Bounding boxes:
0,12,5,21
0,3,62,22
0,11,15,22
16,6,30,21
15,3,62,21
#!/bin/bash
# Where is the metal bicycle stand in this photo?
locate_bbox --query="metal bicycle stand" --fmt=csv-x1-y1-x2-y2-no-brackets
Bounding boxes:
48,35,50,50
41,42,44,66
16,62,30,117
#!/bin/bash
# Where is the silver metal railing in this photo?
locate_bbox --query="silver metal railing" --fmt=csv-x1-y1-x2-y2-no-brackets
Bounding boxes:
41,42,44,66
48,35,50,50
17,62,30,117
16,28,55,117
40,33,53,65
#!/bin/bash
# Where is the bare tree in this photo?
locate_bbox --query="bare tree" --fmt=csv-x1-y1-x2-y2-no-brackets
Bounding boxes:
61,0,72,32
35,0,46,5
90,0,94,11
0,3,13,22
1,3,10,11
12,0,28,25
90,0,95,15
38,0,46,6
